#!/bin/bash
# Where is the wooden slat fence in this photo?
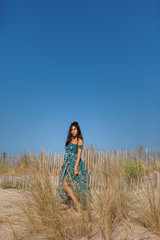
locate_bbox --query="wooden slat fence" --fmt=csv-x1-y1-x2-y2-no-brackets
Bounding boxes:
0,146,159,191
0,172,158,191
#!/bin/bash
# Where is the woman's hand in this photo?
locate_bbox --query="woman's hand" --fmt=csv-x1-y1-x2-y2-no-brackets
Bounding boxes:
59,167,62,175
74,167,79,176
59,161,64,175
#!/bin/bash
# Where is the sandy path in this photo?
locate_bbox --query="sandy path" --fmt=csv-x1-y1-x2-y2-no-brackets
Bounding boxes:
0,187,44,240
0,188,21,240
0,187,159,240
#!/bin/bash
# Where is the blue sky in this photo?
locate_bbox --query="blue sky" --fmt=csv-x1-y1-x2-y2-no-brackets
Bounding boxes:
0,0,160,154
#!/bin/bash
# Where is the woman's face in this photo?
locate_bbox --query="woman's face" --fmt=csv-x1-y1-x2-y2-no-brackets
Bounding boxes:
71,126,78,138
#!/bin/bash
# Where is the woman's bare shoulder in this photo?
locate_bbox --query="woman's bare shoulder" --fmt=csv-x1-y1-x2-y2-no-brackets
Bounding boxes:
78,138,83,145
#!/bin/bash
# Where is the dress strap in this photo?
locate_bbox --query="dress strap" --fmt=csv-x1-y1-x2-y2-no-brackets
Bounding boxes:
78,145,83,149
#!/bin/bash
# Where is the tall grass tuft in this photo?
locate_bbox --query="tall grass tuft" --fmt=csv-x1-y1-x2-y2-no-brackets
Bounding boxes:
93,169,134,239
5,146,160,239
123,159,145,184
132,181,160,235
14,149,95,240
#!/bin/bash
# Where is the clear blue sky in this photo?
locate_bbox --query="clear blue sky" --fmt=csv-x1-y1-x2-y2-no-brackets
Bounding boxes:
0,0,160,154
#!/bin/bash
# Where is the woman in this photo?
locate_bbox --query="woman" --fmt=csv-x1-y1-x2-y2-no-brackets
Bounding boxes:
57,121,92,213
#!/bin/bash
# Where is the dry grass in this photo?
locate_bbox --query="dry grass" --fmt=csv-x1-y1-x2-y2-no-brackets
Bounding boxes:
1,146,160,239
8,150,134,240
92,180,134,239
0,153,32,176
130,181,160,235
12,153,95,240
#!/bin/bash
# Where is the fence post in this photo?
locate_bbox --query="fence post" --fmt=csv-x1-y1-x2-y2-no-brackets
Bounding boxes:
125,150,127,162
153,172,158,190
2,153,6,164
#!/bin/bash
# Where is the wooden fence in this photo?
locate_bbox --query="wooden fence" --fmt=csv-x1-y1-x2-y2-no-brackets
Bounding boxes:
1,146,160,168
0,146,160,191
0,172,159,191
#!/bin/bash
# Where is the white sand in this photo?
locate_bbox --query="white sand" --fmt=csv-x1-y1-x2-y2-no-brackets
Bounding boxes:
0,187,159,240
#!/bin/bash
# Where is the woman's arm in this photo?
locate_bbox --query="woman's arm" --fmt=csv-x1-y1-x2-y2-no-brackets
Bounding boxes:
75,148,82,168
60,161,64,168
59,161,64,175
74,139,83,174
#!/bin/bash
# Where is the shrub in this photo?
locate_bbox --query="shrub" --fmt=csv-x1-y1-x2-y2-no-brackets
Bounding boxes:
124,159,144,183
0,162,9,174
17,153,31,168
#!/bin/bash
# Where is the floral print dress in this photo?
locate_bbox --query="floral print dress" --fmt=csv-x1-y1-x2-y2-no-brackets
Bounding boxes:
57,143,92,208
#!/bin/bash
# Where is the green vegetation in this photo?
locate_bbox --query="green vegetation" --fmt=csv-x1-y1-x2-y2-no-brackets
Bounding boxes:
1,146,160,239
0,162,9,174
124,159,145,183
0,182,19,189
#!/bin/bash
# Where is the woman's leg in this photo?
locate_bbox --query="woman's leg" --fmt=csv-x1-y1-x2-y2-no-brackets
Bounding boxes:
63,178,80,212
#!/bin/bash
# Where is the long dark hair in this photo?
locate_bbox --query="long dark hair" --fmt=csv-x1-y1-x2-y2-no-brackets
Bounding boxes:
65,121,83,146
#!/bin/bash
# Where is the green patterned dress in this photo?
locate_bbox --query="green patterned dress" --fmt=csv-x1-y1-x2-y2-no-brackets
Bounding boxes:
57,143,92,209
